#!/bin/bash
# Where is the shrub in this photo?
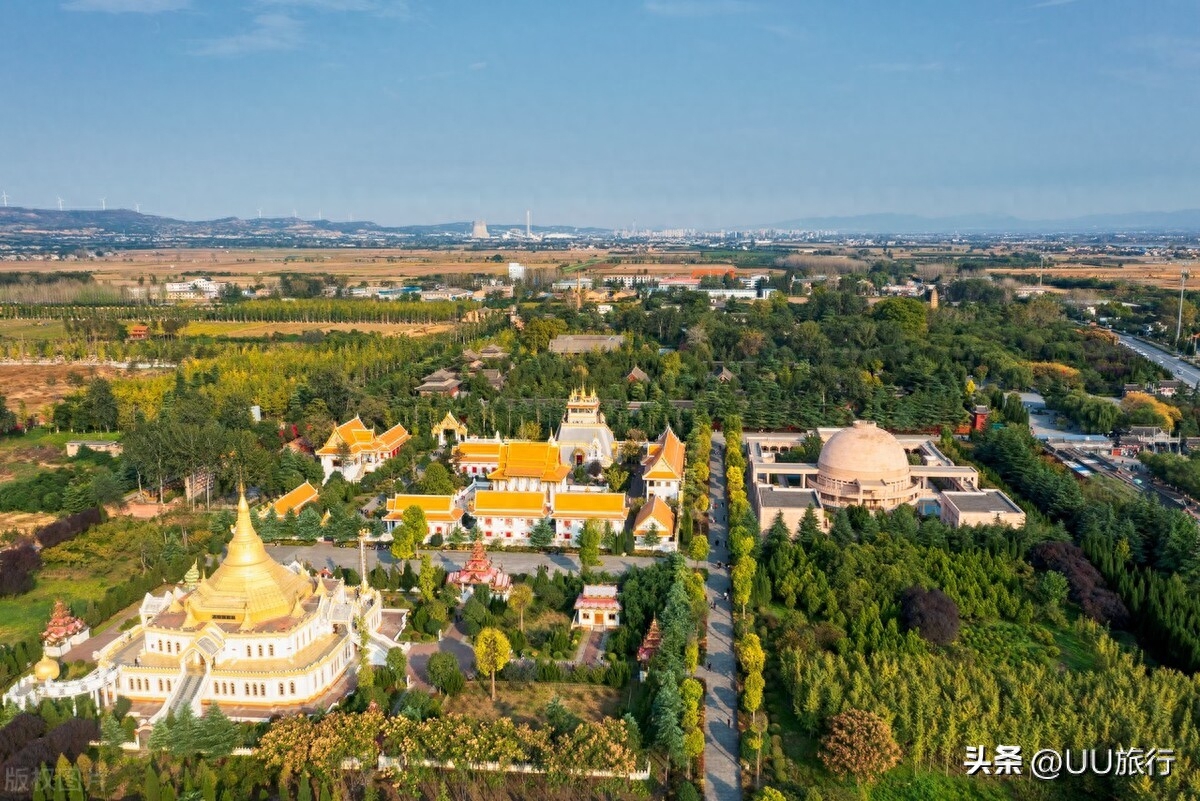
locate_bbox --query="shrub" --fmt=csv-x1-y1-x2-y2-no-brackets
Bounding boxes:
35,508,104,549
899,587,961,646
819,708,901,783
0,541,40,596
1029,541,1130,627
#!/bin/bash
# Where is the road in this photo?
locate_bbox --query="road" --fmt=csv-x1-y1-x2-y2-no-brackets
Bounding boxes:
702,431,741,801
265,542,660,577
1115,332,1200,387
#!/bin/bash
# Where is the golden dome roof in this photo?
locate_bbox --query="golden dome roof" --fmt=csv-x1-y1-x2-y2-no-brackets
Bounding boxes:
184,489,314,629
34,655,60,682
817,420,912,484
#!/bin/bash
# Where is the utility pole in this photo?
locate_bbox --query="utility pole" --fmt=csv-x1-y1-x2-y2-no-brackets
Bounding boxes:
1176,269,1190,354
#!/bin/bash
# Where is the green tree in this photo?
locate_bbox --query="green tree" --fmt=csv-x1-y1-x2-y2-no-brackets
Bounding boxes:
473,627,512,700
508,583,534,633
732,557,756,616
651,677,685,782
196,702,239,757
427,652,464,696
390,504,426,560
386,647,407,687
417,553,437,603
642,522,662,550
529,518,555,549
688,532,710,565
579,520,602,567
798,506,822,545
418,463,455,495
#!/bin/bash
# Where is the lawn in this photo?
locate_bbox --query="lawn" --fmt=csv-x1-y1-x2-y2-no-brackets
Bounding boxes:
0,429,119,482
0,319,67,341
441,681,624,726
0,517,161,643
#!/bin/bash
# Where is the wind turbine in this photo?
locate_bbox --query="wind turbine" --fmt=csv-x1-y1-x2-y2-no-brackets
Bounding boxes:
100,197,106,211
1,191,8,208
256,208,262,219
57,196,64,211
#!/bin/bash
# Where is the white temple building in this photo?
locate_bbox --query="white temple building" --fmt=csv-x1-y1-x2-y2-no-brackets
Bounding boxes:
5,491,402,722
555,388,617,467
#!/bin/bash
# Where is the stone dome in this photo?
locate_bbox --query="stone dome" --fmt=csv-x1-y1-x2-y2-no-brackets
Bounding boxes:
33,655,60,682
817,420,911,484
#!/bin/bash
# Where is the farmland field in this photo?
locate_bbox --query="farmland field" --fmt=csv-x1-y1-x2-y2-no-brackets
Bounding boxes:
181,320,454,338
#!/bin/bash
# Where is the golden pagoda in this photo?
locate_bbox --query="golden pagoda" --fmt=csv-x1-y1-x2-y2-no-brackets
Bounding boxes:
183,488,313,629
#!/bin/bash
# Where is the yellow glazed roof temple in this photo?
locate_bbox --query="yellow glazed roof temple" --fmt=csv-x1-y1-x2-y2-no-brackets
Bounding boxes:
184,489,314,629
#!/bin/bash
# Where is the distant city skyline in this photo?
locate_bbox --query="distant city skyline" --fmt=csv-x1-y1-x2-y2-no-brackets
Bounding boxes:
2,1,1197,229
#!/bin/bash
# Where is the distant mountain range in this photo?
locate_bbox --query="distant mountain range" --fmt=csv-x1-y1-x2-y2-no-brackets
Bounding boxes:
2,206,1199,243
764,210,1200,234
0,207,609,244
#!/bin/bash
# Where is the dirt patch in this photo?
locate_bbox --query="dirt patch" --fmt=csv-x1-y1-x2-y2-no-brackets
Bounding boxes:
441,681,624,725
0,364,167,413
182,320,454,338
0,510,57,534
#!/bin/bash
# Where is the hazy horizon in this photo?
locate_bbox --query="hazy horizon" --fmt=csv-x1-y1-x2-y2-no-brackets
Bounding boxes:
2,1,1198,229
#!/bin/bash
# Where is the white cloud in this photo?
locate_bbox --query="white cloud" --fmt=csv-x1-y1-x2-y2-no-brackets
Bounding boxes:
193,13,303,57
255,0,410,15
1031,0,1079,8
644,1,753,18
63,0,188,12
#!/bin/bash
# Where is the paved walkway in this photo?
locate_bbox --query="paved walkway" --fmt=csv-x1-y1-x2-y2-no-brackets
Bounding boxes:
703,432,741,801
60,602,142,663
266,543,659,577
406,620,476,691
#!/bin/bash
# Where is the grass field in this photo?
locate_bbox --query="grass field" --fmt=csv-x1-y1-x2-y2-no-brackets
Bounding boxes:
0,319,67,340
441,681,624,725
181,320,453,338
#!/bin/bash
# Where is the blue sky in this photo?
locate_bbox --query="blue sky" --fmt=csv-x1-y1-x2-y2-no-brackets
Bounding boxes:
1,0,1197,228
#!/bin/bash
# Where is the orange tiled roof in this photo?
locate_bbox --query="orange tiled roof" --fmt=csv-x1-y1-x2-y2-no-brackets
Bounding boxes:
454,440,503,462
377,422,411,451
316,416,409,457
642,426,685,480
383,494,463,522
473,490,548,517
634,495,675,533
488,441,571,482
551,492,627,520
269,481,320,518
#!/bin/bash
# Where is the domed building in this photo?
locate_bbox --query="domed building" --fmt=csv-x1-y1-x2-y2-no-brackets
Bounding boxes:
4,489,394,722
745,421,1026,532
813,421,923,510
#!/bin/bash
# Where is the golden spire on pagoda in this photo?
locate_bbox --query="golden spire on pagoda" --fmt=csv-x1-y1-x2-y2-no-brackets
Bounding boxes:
183,485,314,628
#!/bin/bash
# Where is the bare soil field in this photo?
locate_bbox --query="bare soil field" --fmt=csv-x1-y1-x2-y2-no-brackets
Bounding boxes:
0,363,166,411
3,248,750,287
181,320,454,338
988,263,1190,289
0,510,57,535
6,248,591,287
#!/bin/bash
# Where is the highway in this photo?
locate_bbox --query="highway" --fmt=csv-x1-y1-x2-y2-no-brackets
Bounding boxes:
1115,332,1200,387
